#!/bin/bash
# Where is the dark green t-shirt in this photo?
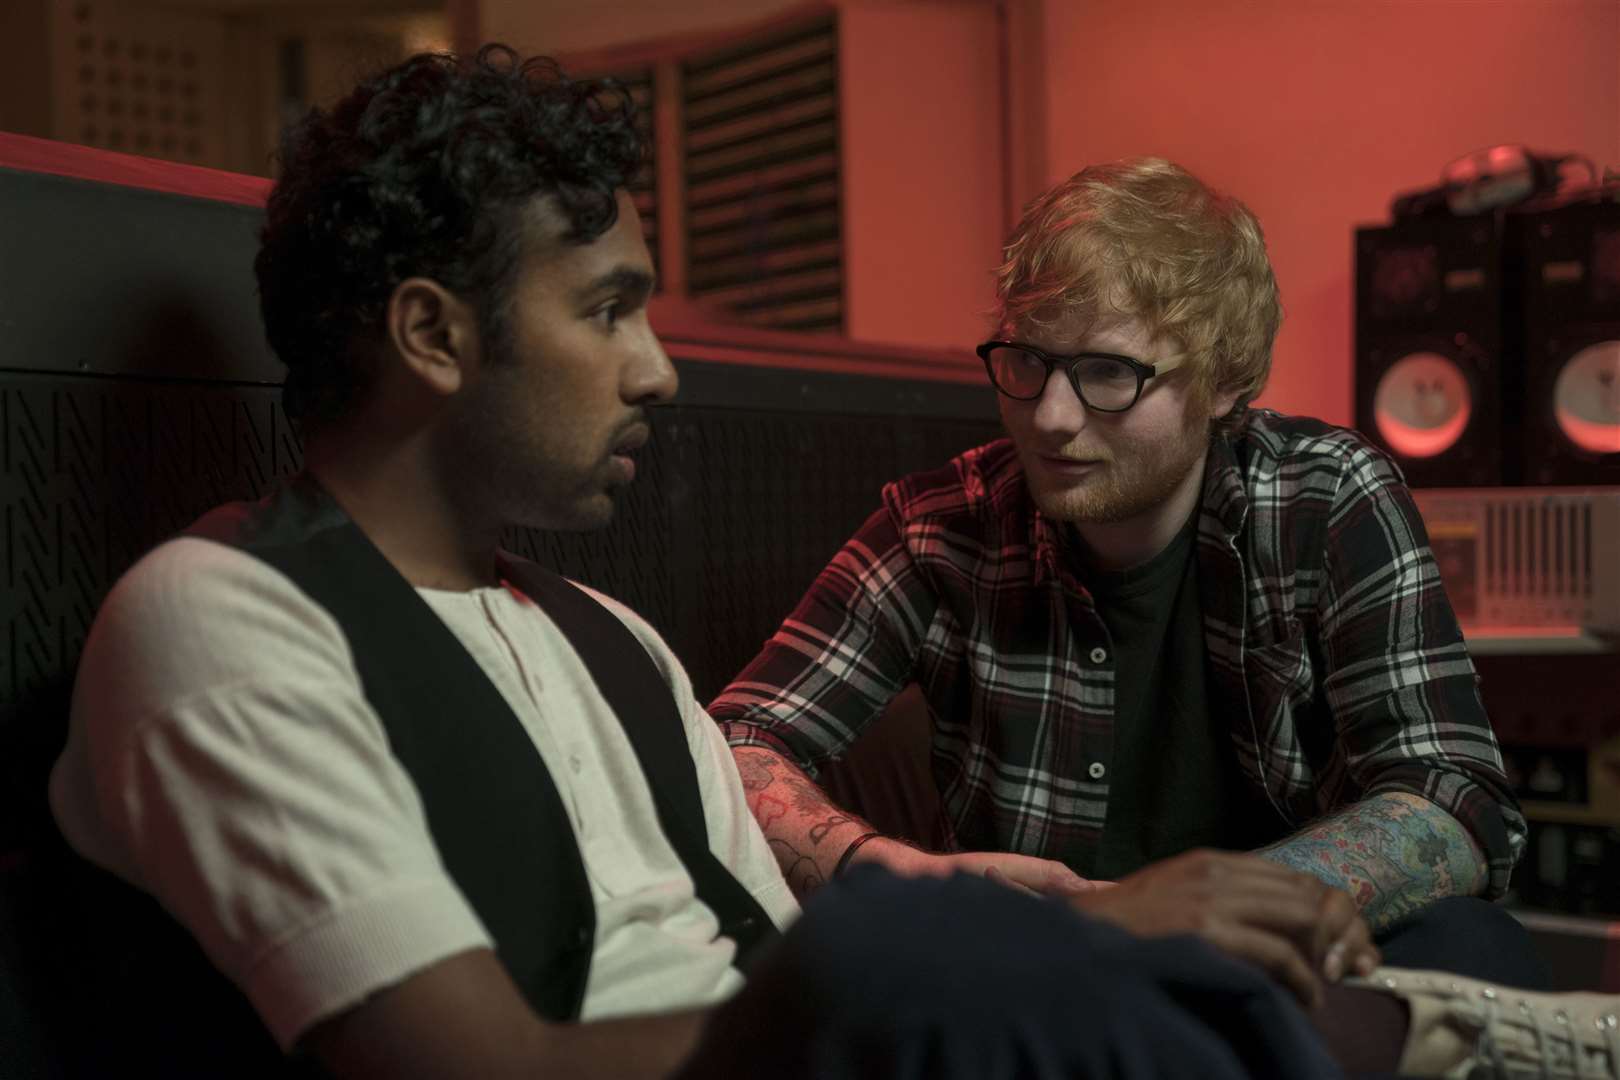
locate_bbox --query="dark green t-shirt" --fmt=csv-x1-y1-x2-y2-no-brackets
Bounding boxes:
1076,514,1270,880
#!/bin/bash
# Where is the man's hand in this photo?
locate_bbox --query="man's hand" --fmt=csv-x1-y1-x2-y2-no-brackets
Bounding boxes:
851,836,1111,897
1067,849,1379,1008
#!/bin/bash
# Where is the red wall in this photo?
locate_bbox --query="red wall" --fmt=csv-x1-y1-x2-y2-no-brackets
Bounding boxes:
1036,0,1620,427
839,2,1004,351
478,0,1620,403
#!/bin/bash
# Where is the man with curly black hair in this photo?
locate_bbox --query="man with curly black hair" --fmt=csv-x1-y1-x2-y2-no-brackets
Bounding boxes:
49,44,796,1077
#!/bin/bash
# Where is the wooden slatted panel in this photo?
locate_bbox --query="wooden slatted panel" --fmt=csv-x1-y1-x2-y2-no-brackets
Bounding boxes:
53,2,229,168
580,66,658,281
683,18,841,333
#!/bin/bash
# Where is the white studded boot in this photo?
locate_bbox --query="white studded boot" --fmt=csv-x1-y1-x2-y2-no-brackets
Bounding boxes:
1350,967,1620,1079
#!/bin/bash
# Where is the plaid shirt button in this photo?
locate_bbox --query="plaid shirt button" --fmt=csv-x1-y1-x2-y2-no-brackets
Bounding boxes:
1089,647,1107,663
1088,762,1106,780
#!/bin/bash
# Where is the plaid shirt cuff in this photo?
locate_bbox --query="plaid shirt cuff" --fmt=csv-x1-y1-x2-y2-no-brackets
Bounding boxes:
716,719,810,770
1361,765,1524,900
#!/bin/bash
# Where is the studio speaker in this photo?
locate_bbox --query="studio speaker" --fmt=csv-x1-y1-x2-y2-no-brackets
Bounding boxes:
1354,216,1517,487
1507,200,1620,485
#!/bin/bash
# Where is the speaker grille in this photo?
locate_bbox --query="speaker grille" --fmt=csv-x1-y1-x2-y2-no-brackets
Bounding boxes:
1509,200,1620,485
1355,217,1512,487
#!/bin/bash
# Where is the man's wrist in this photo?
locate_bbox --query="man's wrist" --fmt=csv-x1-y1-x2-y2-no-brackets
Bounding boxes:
833,831,882,877
846,834,931,875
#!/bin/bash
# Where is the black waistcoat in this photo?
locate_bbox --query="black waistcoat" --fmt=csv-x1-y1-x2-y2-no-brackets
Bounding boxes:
53,476,777,1075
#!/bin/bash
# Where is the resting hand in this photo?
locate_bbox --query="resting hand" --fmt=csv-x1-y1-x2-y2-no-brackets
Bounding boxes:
1309,880,1380,982
851,837,1110,897
1067,848,1379,1008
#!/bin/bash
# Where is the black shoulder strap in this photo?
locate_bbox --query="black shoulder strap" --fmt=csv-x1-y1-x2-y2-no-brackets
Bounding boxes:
192,482,597,1021
497,555,780,969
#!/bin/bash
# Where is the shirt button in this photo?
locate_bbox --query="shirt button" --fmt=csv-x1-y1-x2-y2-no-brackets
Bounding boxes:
568,754,583,774
1089,647,1107,664
1088,762,1106,780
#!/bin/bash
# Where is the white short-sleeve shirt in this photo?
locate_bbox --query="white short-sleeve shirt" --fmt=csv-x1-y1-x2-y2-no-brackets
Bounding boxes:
49,537,798,1050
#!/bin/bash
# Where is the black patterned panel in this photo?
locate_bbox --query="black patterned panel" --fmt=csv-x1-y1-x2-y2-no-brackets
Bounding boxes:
657,405,1001,701
1,370,997,709
1,374,300,704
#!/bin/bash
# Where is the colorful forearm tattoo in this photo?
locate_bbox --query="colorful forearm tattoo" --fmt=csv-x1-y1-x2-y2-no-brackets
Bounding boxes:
1256,792,1488,931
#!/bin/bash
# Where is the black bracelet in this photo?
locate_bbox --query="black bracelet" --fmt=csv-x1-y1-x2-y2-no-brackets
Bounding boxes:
833,831,882,877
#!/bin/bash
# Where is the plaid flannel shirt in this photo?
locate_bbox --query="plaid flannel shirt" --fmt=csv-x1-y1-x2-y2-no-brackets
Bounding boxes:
712,410,1525,897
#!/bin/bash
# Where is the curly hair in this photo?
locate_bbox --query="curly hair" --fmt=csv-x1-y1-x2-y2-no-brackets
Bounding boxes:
993,158,1282,432
255,44,645,427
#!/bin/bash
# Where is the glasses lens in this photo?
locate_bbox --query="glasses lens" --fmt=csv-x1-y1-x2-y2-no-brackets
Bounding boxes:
1074,355,1141,410
987,346,1048,398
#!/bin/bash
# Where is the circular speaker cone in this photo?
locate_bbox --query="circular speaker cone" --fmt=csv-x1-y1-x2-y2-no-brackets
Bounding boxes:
1373,351,1472,459
1552,341,1620,455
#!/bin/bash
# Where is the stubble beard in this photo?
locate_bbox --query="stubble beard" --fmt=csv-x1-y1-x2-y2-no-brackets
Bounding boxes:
439,366,620,535
1026,417,1211,525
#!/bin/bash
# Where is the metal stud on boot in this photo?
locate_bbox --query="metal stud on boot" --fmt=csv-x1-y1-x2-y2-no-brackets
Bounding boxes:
1349,967,1620,1079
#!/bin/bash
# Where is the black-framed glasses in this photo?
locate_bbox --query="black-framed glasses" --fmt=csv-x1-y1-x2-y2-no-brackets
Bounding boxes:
976,340,1182,413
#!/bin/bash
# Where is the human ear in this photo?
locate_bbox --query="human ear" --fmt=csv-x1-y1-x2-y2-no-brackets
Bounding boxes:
385,277,479,398
1210,385,1244,420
